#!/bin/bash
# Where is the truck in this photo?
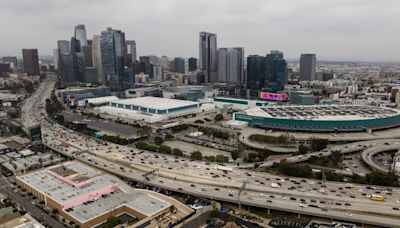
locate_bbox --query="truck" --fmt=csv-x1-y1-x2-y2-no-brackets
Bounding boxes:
370,194,385,201
215,165,233,173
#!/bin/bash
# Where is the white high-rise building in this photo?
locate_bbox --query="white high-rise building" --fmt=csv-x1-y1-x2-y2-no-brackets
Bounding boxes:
199,32,217,83
92,35,104,84
53,49,59,70
217,47,244,84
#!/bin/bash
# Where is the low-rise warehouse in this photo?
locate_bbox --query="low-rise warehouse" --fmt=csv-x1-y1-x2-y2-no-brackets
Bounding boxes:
97,96,214,123
16,161,192,228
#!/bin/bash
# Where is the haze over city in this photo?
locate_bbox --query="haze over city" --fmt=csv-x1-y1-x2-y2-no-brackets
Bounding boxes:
1,0,400,61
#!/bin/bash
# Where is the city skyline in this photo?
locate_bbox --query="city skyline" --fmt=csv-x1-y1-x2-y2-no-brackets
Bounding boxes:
1,0,400,62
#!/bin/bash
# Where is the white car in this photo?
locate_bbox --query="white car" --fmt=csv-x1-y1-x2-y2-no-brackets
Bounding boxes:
299,203,307,208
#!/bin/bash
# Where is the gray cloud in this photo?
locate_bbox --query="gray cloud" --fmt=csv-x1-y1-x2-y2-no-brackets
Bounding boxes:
0,0,399,61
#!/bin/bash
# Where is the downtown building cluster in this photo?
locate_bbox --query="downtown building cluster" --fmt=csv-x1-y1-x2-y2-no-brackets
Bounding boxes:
55,25,137,90
54,25,318,98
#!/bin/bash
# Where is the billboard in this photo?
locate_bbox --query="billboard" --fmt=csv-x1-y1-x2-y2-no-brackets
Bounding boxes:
259,92,288,101
29,125,42,142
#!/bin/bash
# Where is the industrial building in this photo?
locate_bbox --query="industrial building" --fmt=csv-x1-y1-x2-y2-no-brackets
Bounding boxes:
213,97,268,110
162,85,218,101
16,161,192,228
234,105,400,132
97,96,214,123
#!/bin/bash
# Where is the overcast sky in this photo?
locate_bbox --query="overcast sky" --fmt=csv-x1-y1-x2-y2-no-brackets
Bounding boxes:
1,0,399,61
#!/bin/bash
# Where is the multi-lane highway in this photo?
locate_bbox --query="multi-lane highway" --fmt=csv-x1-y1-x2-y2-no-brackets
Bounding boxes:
21,76,400,227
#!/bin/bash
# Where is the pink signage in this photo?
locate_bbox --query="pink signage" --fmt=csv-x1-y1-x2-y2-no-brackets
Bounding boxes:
259,92,288,101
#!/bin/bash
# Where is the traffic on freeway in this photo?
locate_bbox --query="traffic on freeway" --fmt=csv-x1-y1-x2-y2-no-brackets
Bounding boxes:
22,76,400,227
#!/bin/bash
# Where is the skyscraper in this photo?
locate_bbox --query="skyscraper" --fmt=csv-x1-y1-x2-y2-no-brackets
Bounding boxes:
246,55,265,91
188,57,197,71
71,37,85,82
247,51,287,93
22,49,40,76
173,57,185,74
217,47,244,84
265,51,286,92
74,24,88,48
199,32,217,83
82,45,93,67
57,40,71,55
53,49,59,70
100,27,126,90
299,54,316,81
57,40,73,81
125,40,137,65
92,35,104,84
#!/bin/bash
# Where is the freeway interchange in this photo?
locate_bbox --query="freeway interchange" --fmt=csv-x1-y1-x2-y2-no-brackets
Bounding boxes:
23,76,400,227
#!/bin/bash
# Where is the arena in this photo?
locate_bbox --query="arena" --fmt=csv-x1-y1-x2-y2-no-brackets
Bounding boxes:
234,105,400,132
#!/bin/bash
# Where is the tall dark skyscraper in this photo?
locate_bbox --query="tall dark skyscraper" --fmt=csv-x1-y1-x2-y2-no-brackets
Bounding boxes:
139,56,150,74
74,24,88,48
188,57,197,71
199,32,217,83
82,45,93,67
173,57,185,74
300,54,316,81
247,55,266,91
71,37,86,82
100,27,126,90
265,51,286,92
22,49,40,76
247,50,287,93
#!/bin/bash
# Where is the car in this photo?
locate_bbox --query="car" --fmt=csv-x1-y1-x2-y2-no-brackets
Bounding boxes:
269,195,275,198
228,194,233,197
215,188,220,191
190,184,196,187
393,207,399,211
290,197,296,201
335,202,342,206
345,203,351,206
267,200,273,203
178,187,183,191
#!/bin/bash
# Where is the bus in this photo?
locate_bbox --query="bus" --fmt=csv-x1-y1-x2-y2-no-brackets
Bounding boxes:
370,194,385,201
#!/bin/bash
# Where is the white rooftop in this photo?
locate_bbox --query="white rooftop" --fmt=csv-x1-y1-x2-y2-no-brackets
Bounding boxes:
85,96,118,105
112,96,199,110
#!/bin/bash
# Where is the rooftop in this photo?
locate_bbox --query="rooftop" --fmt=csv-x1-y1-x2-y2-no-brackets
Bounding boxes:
111,96,199,110
18,161,170,222
243,105,400,121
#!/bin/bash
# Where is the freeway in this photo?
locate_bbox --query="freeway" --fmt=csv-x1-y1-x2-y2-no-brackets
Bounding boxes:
21,76,400,227
361,144,400,173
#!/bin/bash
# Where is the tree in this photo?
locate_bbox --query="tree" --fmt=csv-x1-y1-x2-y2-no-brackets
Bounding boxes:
215,155,229,163
210,209,220,218
24,81,34,94
158,145,172,154
214,114,224,122
190,151,203,160
52,209,59,214
330,151,342,165
154,136,163,145
204,156,216,162
104,216,121,228
298,145,309,154
309,137,329,151
172,148,183,156
231,150,240,161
